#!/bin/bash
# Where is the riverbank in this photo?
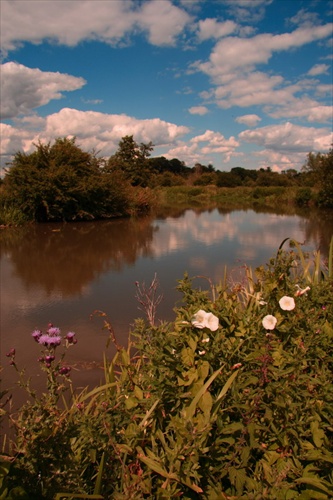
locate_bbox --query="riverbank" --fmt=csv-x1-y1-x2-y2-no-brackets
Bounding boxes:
1,239,332,499
0,184,321,227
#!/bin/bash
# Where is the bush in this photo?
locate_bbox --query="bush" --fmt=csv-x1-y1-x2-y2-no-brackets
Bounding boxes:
2,240,333,498
295,188,313,207
2,138,135,222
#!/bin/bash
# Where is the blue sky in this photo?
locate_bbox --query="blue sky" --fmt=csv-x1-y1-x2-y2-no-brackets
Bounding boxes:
1,0,332,174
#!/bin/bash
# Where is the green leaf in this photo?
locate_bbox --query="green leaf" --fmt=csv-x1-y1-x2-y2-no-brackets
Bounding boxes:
311,420,325,448
294,477,332,496
125,396,138,409
181,347,195,367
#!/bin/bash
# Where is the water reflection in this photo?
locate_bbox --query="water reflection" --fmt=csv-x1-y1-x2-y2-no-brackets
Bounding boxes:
1,207,332,400
0,217,159,296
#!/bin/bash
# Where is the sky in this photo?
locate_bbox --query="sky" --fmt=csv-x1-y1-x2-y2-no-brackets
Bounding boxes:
0,0,332,175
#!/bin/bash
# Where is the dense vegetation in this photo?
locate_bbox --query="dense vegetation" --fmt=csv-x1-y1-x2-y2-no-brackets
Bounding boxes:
1,240,332,498
0,136,332,225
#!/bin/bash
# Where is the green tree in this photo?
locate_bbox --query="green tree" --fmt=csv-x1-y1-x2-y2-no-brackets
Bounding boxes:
3,137,131,221
302,148,333,207
108,135,154,186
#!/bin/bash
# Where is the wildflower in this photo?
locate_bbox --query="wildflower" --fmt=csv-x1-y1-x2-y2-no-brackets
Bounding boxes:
38,334,61,347
201,337,210,343
32,329,42,342
47,326,61,337
279,296,295,311
48,336,62,347
198,350,206,355
191,310,219,331
295,285,310,297
65,331,77,344
58,366,71,376
231,363,242,370
262,315,277,330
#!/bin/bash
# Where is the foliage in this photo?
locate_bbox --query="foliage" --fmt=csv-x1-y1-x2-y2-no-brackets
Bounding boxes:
1,138,134,222
1,137,331,224
107,135,155,187
1,245,333,497
302,148,333,208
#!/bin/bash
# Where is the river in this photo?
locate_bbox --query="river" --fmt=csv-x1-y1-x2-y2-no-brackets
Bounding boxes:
1,205,332,400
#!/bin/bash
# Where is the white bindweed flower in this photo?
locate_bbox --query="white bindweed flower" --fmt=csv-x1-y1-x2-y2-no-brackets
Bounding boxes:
279,296,295,311
191,310,207,329
191,310,219,331
295,285,310,297
262,315,277,330
205,312,219,331
201,337,210,343
198,350,206,355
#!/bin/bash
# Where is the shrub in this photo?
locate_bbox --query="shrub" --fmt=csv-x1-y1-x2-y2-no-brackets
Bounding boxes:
295,187,313,207
2,239,333,498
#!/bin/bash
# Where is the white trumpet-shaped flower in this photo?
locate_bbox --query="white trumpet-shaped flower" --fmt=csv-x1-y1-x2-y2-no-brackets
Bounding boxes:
279,296,295,311
191,310,219,331
262,315,277,330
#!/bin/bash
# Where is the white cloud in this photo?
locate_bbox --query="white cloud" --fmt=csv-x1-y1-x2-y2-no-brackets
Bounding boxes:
197,19,238,41
223,0,273,23
139,1,191,46
188,106,209,115
1,107,190,158
266,98,333,123
0,0,191,54
254,149,307,173
195,20,332,124
199,24,333,79
0,62,86,119
307,63,330,76
239,122,332,153
235,114,261,127
162,129,240,166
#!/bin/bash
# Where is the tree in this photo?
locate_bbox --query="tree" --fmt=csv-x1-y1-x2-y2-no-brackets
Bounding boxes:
3,137,131,221
302,148,333,207
107,135,154,186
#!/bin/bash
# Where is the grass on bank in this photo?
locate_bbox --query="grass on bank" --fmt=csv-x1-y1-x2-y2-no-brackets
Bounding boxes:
0,185,321,226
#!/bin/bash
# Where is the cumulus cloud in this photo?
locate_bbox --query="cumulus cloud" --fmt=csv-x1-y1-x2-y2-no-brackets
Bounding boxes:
266,97,332,123
0,62,86,119
239,122,332,153
139,1,191,46
162,129,240,166
188,106,209,115
195,22,332,124
1,107,190,158
199,24,333,79
235,114,261,127
307,63,330,76
0,0,191,54
223,0,273,23
197,19,238,41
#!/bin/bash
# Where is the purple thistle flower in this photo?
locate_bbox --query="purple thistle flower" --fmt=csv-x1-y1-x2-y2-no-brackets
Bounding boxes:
65,331,76,344
32,329,42,342
38,334,61,347
48,336,62,347
47,327,61,337
38,334,52,346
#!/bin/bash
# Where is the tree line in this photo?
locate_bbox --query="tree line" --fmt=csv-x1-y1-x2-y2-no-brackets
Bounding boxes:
0,135,332,222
